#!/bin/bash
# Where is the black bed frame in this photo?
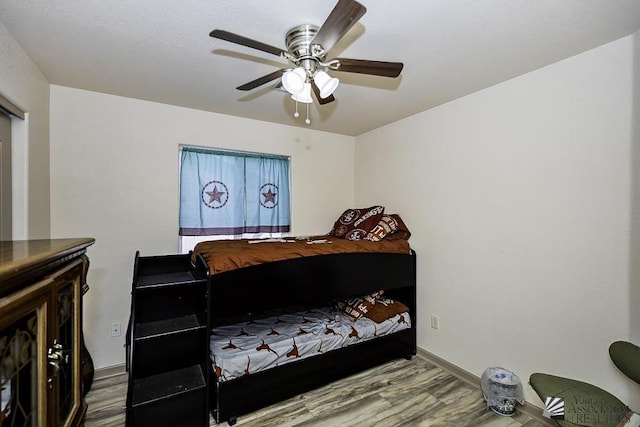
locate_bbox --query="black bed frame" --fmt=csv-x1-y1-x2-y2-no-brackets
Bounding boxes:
209,250,417,425
126,249,416,426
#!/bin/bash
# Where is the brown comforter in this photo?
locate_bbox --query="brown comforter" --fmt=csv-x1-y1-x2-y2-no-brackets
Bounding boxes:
192,236,411,275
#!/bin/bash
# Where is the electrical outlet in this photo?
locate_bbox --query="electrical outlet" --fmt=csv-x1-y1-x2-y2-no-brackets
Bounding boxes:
430,314,439,330
111,322,121,337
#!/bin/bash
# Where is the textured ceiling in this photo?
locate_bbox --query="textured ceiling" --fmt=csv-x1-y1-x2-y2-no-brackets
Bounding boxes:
1,0,640,136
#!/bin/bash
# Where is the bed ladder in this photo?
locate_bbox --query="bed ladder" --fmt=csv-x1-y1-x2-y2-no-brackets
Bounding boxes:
124,252,211,427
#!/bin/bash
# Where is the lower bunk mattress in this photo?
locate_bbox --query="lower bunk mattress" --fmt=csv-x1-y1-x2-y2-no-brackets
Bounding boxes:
210,302,411,383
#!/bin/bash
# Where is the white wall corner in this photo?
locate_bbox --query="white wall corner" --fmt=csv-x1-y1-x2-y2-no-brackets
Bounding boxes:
11,112,29,240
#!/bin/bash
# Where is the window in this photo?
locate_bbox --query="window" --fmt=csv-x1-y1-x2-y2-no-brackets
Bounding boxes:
178,146,291,253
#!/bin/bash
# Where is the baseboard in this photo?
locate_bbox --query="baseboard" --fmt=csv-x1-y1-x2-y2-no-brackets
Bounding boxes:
94,363,126,380
416,347,555,426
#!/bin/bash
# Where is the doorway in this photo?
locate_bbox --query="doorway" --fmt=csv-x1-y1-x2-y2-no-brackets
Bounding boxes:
0,111,11,240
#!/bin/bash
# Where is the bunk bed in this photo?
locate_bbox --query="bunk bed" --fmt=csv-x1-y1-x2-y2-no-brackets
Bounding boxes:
126,209,416,426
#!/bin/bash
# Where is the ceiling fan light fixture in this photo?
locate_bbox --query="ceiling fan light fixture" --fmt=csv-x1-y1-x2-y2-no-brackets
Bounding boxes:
282,67,306,95
314,70,339,98
291,82,313,104
210,0,404,127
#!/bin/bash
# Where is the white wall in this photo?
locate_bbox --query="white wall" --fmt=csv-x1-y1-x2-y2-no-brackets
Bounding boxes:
629,31,640,409
0,21,51,239
49,86,355,369
631,33,640,348
356,34,639,409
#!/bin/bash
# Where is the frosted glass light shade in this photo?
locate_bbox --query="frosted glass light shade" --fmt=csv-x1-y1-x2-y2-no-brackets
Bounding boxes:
282,67,306,95
291,83,313,104
314,70,339,98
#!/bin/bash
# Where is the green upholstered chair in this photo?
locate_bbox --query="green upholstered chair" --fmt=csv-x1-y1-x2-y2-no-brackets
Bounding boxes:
609,341,640,386
530,340,639,426
529,373,632,427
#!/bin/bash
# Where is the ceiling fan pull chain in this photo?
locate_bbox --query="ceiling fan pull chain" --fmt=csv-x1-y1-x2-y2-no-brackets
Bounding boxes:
294,101,300,118
305,103,311,125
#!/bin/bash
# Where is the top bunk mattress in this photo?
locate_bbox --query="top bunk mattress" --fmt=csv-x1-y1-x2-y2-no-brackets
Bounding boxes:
192,236,411,275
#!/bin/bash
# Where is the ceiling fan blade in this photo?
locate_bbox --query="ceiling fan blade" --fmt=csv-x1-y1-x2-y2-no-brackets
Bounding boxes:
311,80,336,105
332,58,404,77
310,0,367,54
210,29,285,57
237,69,287,91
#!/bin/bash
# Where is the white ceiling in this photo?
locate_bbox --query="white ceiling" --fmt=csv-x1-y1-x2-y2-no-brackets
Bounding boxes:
1,1,640,136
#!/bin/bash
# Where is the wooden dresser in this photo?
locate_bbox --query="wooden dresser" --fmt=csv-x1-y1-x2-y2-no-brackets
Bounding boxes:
0,238,94,427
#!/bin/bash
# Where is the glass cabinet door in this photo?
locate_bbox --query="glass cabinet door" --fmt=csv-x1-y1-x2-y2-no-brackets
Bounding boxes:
48,260,82,427
0,278,51,427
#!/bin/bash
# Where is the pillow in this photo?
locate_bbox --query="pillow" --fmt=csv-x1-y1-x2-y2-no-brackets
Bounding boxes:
329,206,385,241
384,214,411,241
366,215,399,241
335,291,384,321
364,298,410,323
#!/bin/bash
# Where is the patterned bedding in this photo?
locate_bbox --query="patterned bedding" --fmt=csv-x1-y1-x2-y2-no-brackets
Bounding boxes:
210,305,411,383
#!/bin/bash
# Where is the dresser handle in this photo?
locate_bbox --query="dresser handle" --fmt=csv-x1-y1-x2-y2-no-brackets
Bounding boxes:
47,340,68,386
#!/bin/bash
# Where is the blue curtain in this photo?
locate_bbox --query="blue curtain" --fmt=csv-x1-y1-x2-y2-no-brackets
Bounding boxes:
179,147,290,236
245,156,291,233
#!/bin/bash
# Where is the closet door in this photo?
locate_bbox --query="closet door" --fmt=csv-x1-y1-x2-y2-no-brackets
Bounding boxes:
0,277,51,427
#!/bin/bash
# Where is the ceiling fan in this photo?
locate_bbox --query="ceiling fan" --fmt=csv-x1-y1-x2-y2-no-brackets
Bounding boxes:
210,0,403,124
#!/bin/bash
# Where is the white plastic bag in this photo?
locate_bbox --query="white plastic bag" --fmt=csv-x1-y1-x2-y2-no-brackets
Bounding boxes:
481,367,525,416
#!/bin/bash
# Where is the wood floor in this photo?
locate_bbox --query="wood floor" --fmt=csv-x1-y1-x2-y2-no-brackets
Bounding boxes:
85,356,550,426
